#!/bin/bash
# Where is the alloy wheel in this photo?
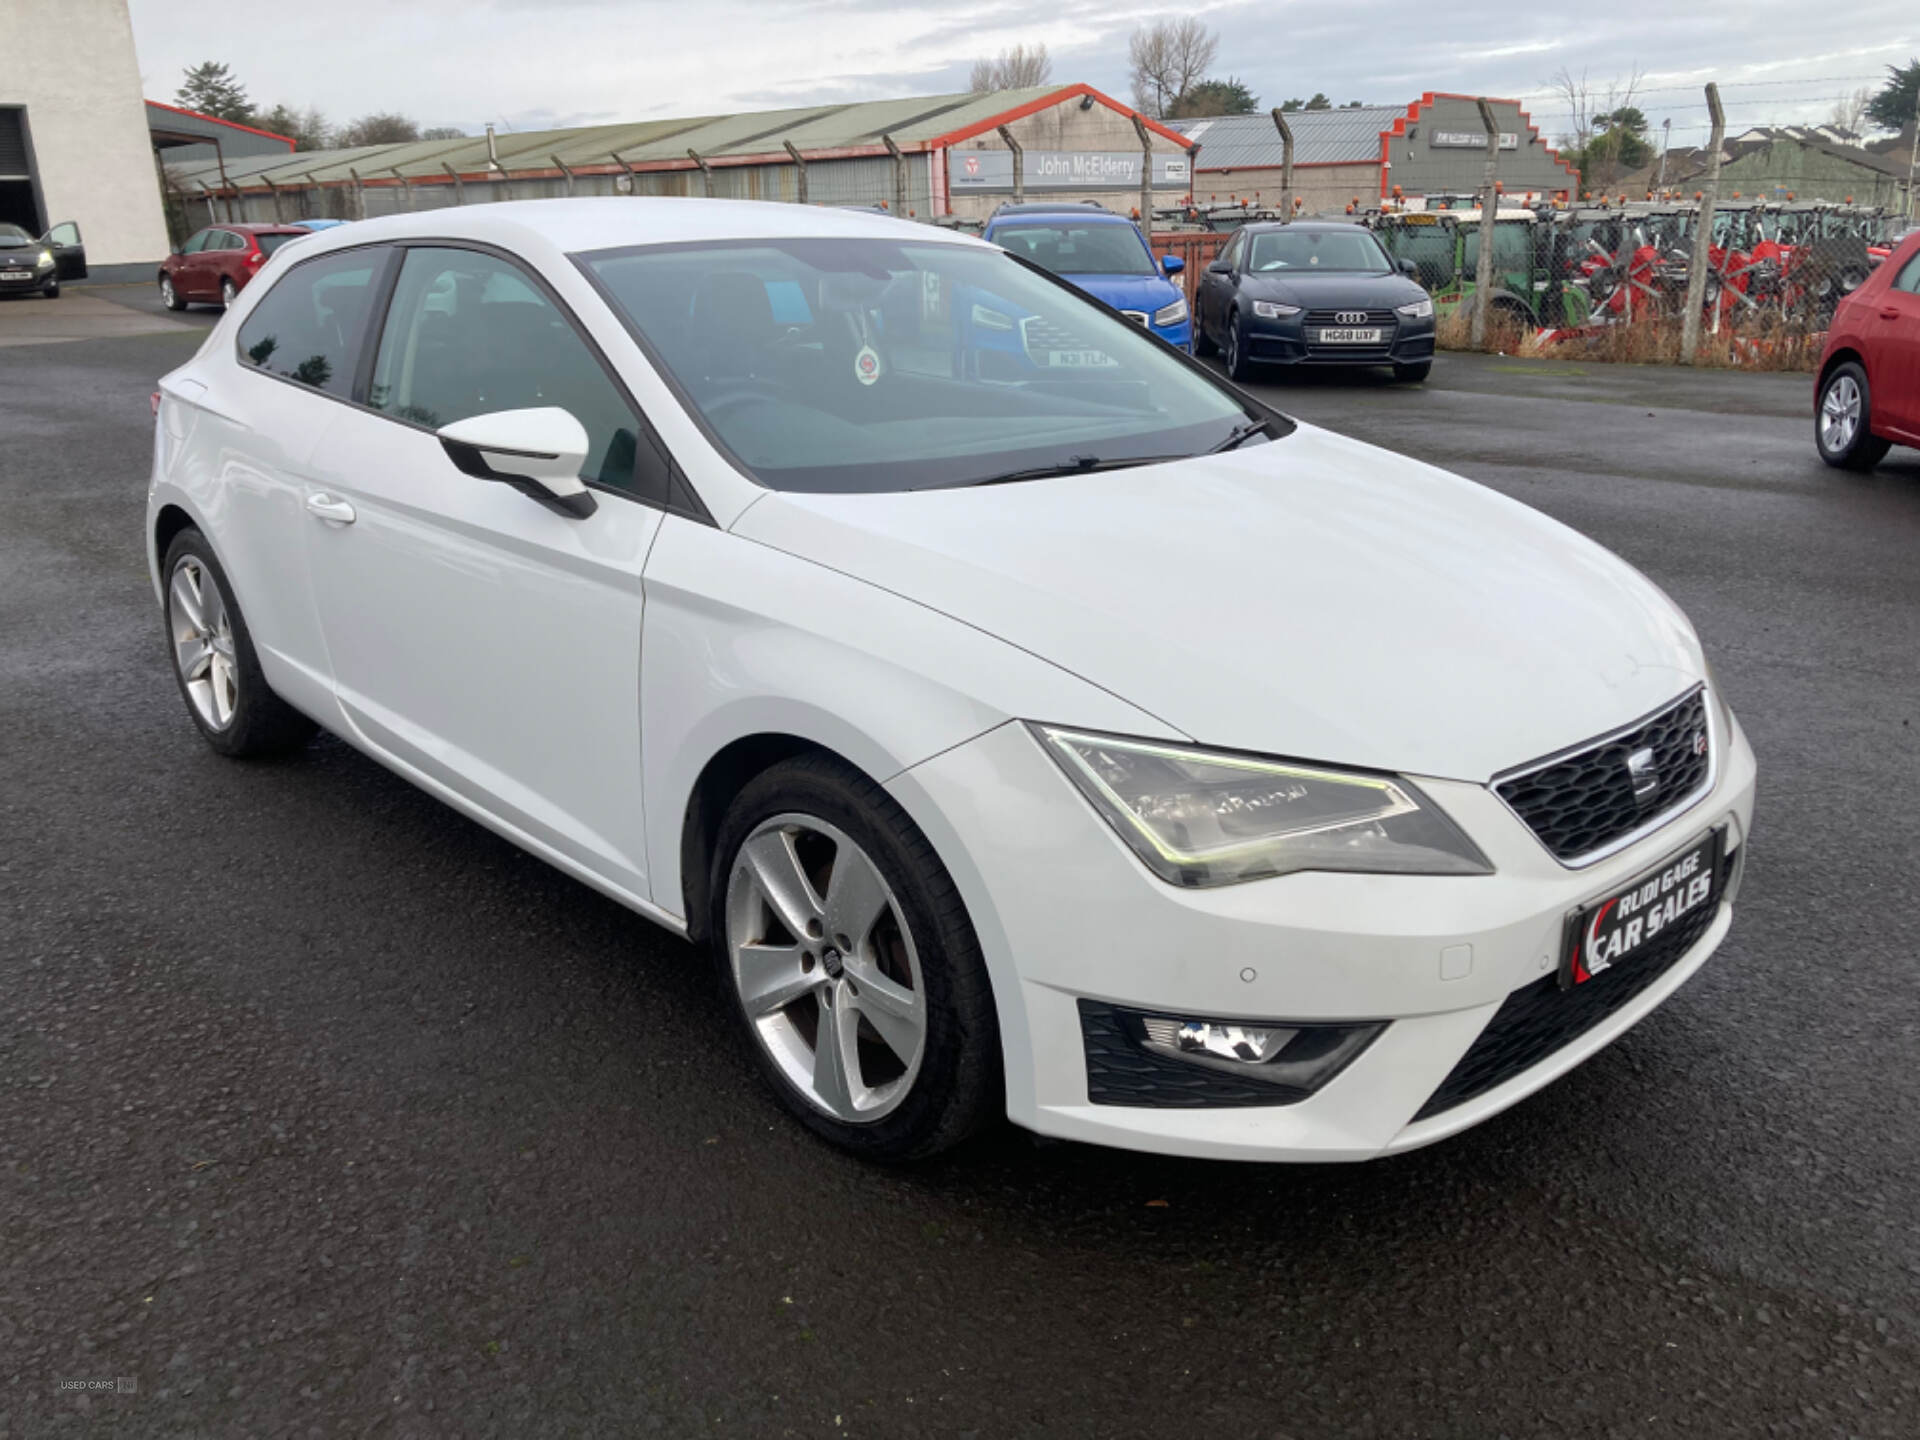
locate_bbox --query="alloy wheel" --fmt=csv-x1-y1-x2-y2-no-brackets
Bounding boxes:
220,279,236,307
1226,317,1240,374
1820,374,1860,453
160,276,174,306
725,813,927,1123
168,556,239,730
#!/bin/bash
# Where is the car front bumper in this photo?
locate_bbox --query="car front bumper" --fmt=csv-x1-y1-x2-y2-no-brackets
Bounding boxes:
1245,313,1436,367
886,700,1757,1161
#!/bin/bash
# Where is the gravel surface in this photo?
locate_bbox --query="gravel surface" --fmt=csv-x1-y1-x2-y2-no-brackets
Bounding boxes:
3,320,1917,1437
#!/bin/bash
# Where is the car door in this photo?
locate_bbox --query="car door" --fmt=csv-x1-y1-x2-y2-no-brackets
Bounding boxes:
1869,245,1920,437
199,243,395,720
301,242,669,897
36,220,86,280
1202,230,1244,339
168,228,208,293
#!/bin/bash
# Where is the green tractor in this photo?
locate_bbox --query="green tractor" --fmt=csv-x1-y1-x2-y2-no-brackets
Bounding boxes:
1371,207,1592,330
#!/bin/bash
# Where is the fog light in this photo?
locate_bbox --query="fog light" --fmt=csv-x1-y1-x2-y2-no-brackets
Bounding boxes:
1123,1008,1385,1097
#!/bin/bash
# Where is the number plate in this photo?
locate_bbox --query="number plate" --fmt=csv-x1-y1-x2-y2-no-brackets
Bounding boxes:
1561,827,1724,988
0,270,32,282
1314,327,1383,344
1044,349,1118,368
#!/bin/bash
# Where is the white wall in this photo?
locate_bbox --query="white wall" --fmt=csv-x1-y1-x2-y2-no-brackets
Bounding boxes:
0,0,170,266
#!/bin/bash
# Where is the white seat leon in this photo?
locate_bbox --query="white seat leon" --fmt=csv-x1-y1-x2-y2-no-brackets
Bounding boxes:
147,199,1756,1162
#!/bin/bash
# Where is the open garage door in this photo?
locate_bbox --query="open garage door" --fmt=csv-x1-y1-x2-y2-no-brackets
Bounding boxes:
0,108,45,235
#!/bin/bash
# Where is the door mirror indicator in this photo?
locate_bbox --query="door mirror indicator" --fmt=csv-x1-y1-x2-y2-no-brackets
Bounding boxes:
437,407,598,519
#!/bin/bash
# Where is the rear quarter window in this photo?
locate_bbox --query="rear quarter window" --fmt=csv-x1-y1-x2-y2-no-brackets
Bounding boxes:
236,248,387,398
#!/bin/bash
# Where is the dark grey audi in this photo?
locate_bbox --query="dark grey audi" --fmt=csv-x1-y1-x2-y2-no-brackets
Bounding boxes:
1194,220,1437,383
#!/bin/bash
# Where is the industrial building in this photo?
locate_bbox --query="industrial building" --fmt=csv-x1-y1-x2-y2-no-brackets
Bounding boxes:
0,0,171,269
1180,95,1579,214
157,84,1197,231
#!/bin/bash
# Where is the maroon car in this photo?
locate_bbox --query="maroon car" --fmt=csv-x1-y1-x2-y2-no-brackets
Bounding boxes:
158,223,309,311
1815,228,1920,470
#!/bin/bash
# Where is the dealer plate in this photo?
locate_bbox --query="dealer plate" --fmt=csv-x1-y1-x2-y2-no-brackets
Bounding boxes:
1561,827,1724,989
1314,327,1382,344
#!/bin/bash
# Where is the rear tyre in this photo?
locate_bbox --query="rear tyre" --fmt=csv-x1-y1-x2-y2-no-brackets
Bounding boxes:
710,753,1001,1162
1815,361,1891,472
1193,316,1219,358
159,274,186,311
219,277,237,308
1224,310,1255,382
162,528,317,758
1393,360,1432,383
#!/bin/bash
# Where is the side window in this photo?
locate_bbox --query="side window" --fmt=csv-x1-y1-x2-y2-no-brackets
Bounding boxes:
47,221,80,246
236,247,386,398
1221,231,1246,269
1894,252,1920,296
220,231,246,251
368,246,664,501
181,230,210,255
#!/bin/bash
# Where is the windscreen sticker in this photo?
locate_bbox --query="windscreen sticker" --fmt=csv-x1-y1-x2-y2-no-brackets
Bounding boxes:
854,345,882,386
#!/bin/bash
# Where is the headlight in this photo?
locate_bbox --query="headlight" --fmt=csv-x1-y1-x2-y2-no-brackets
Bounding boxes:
1152,296,1189,327
36,249,54,270
1252,300,1301,319
970,303,1016,331
1031,725,1494,887
1396,297,1434,319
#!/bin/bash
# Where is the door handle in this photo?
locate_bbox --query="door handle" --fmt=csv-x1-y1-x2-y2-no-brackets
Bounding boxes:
305,492,356,524
1881,307,1901,321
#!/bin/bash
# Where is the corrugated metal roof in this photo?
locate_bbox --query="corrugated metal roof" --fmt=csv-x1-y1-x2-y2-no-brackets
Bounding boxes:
1179,108,1403,169
162,86,1079,190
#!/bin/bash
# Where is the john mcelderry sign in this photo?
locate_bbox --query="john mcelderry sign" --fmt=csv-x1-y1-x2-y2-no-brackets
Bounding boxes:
948,151,1191,191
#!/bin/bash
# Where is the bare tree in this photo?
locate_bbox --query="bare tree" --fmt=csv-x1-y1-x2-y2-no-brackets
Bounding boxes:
1827,87,1869,138
969,43,1052,94
1546,65,1645,191
1129,19,1218,118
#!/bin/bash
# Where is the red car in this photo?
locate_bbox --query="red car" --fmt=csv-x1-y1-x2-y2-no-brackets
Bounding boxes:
158,223,309,311
1815,228,1920,470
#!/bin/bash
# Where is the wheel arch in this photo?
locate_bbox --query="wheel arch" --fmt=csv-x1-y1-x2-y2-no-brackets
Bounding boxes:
1816,346,1866,399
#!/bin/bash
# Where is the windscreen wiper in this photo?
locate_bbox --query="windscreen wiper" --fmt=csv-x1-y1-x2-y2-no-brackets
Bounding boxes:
928,454,1190,490
1210,417,1273,453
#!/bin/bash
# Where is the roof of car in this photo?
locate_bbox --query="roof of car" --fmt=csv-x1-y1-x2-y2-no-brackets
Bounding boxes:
277,197,991,261
1237,219,1371,233
204,222,309,234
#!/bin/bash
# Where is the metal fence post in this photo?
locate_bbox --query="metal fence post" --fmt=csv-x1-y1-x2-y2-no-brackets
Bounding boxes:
1270,108,1294,220
1470,97,1501,349
553,155,575,197
390,166,413,210
882,134,905,213
349,167,365,220
995,125,1023,203
1681,84,1727,364
265,177,284,223
609,152,640,196
782,141,809,204
687,147,713,197
443,164,465,205
1130,113,1153,226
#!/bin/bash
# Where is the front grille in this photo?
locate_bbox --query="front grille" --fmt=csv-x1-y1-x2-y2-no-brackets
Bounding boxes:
1303,308,1397,327
1496,690,1711,865
1412,847,1731,1120
1019,315,1097,353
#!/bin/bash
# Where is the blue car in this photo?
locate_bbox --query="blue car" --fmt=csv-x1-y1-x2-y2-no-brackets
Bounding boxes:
982,202,1191,351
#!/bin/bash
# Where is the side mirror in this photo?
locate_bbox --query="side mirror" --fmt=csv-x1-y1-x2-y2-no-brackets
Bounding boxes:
1161,254,1185,275
1396,257,1418,277
437,407,597,519
1206,258,1232,275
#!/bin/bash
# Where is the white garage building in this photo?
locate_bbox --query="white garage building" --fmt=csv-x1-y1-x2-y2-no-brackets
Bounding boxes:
0,0,171,270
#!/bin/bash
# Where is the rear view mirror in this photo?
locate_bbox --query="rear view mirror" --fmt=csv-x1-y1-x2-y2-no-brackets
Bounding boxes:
438,407,597,519
1206,258,1232,275
1161,254,1185,275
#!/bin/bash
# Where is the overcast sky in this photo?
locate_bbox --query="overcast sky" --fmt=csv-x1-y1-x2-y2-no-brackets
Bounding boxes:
128,0,1917,147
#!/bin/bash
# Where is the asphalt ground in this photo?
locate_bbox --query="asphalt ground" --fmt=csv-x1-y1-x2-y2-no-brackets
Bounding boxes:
4,289,1919,1437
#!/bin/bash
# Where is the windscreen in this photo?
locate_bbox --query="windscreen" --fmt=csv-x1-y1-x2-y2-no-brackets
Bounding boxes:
990,222,1156,276
256,232,302,255
1249,229,1390,273
580,238,1263,493
0,224,32,245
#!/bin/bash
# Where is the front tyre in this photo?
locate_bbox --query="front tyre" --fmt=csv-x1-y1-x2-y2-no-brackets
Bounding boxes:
162,528,317,758
219,277,238,308
1224,309,1255,382
160,274,187,311
40,278,59,299
1193,313,1219,358
1815,361,1891,471
712,754,1000,1161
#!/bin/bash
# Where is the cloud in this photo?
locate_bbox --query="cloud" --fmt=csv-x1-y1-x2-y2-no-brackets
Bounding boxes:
128,0,1918,147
